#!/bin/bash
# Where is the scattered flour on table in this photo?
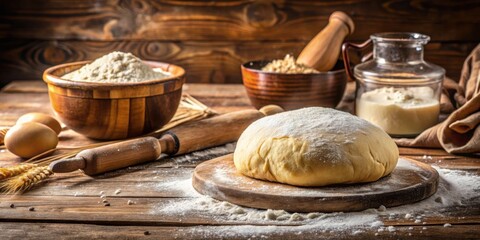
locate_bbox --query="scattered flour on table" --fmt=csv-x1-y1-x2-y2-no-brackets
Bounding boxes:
151,177,202,197
62,51,170,83
168,143,236,167
150,163,479,238
131,144,236,197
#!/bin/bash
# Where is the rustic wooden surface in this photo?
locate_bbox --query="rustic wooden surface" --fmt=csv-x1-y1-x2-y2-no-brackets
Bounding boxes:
0,81,479,239
2,0,479,41
1,0,479,87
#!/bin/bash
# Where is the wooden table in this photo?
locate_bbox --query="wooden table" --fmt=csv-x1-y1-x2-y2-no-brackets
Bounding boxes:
0,81,479,239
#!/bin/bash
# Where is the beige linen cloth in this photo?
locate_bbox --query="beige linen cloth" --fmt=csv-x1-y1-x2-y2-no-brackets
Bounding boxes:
394,44,480,154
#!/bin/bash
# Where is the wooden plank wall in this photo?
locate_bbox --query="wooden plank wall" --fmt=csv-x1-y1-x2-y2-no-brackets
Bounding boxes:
0,0,479,88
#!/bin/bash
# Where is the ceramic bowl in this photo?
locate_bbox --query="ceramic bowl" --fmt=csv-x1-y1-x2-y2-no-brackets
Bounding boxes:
241,60,347,110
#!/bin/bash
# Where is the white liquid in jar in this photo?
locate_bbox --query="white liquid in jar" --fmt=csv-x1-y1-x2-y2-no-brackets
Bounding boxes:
356,87,440,136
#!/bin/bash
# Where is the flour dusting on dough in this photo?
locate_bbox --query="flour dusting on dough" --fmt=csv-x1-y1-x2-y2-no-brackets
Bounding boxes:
234,107,399,186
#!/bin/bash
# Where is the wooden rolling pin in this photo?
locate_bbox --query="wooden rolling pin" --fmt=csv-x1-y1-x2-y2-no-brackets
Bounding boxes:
296,11,354,72
49,105,283,175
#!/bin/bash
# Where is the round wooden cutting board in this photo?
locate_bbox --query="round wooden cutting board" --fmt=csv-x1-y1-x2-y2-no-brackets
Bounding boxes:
192,154,439,213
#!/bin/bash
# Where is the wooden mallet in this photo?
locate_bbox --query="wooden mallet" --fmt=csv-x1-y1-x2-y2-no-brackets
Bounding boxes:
296,11,355,72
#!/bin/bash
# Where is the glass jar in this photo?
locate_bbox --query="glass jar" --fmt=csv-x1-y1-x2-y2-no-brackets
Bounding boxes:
343,33,445,137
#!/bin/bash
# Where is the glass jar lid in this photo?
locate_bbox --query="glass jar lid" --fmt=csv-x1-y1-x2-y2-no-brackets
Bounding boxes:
354,32,445,85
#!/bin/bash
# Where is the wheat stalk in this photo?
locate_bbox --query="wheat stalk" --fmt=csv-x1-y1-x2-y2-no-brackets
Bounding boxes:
0,166,52,194
0,127,9,145
0,163,37,180
0,93,214,194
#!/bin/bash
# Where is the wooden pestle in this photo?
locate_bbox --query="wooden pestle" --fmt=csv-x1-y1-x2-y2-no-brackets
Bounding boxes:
296,11,354,72
49,105,283,175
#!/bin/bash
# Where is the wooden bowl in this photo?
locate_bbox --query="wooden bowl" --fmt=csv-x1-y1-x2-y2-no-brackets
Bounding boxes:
241,60,347,110
43,61,185,140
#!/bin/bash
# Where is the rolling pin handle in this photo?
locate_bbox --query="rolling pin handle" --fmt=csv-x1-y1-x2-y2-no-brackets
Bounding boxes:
49,157,86,173
158,132,180,155
259,105,284,116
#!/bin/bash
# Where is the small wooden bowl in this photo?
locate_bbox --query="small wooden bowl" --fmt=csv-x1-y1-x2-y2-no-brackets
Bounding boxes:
43,61,185,140
241,60,347,110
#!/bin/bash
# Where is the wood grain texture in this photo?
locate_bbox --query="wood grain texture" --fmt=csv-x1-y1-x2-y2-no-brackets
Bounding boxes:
0,0,479,41
0,40,474,87
1,222,479,240
0,39,300,86
0,0,478,89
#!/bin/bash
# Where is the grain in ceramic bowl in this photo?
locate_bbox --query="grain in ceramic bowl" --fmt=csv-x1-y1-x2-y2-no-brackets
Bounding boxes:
241,60,347,111
43,60,185,140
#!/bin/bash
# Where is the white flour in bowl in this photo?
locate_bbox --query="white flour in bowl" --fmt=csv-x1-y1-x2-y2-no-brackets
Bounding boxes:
62,51,170,83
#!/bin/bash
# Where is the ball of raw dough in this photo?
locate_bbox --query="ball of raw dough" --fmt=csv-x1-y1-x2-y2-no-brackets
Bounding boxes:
233,107,399,187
